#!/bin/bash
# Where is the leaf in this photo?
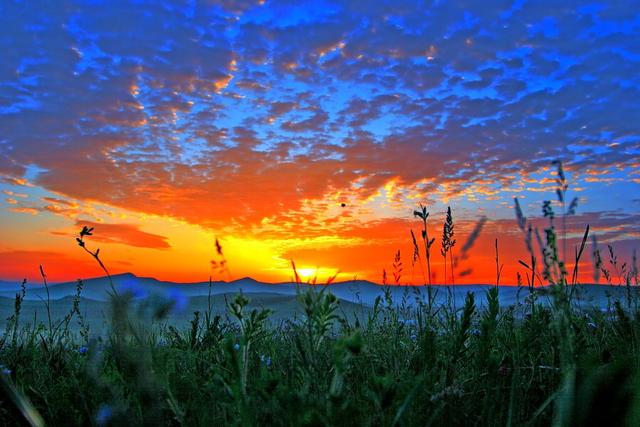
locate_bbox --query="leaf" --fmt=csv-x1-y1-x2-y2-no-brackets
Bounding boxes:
514,197,527,231
0,375,45,427
80,226,94,237
568,197,578,215
518,260,531,269
576,225,590,262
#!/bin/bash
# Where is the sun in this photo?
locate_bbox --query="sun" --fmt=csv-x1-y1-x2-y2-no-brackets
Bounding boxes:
296,268,317,279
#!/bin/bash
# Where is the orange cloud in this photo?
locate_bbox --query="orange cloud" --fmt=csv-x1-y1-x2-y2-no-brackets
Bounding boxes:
75,220,171,250
9,207,39,215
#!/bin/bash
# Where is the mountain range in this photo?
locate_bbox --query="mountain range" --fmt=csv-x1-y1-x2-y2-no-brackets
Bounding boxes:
0,272,635,309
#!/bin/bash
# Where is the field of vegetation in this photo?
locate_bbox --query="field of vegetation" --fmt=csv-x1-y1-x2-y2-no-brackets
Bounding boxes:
1,162,639,426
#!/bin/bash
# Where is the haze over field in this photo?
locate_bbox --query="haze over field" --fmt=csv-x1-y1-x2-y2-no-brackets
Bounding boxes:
1,272,637,336
1,0,639,285
1,272,633,308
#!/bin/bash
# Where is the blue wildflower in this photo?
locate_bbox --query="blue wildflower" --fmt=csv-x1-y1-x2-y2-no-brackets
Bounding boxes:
233,343,240,351
121,279,148,299
78,346,89,355
1,366,11,375
96,404,113,426
260,354,272,367
167,288,188,313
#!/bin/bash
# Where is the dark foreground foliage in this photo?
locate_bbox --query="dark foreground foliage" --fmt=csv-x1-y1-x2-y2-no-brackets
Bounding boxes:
1,284,640,426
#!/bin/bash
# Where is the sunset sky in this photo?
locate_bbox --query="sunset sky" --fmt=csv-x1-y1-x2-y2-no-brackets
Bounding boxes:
1,0,639,285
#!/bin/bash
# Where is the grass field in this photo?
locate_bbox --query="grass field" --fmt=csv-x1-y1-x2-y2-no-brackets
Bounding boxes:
1,162,639,426
1,282,640,426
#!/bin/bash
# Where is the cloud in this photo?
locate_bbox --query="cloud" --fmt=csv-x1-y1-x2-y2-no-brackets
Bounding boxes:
74,220,171,250
0,0,637,243
8,207,39,215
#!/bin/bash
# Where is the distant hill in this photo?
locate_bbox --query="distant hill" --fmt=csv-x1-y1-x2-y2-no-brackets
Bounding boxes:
0,291,372,335
1,273,638,336
1,272,637,310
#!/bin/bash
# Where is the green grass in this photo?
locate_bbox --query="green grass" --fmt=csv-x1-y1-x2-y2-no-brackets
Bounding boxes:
1,160,639,426
0,286,639,426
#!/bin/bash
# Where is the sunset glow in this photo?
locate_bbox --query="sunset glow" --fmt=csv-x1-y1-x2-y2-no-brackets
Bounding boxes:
1,1,639,285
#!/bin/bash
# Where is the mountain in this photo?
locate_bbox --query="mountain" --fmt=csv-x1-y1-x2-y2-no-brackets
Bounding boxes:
1,273,637,335
0,273,636,310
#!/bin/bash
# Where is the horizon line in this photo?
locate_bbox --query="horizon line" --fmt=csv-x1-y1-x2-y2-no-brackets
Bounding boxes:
0,271,622,288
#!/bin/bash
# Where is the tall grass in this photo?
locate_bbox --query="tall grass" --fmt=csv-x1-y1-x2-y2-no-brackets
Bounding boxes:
440,206,456,285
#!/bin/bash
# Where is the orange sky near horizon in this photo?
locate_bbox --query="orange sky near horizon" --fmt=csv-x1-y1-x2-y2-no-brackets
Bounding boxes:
0,183,619,286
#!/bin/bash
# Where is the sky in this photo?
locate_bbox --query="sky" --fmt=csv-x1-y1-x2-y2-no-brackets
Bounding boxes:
1,0,639,285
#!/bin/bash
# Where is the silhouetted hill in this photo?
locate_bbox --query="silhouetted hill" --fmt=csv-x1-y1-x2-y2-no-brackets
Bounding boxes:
1,273,636,309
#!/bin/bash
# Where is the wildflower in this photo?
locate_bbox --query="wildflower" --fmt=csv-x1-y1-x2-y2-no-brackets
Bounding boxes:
96,404,113,426
78,346,89,355
121,279,148,299
167,288,188,313
0,365,11,375
471,328,481,337
233,343,240,351
410,333,417,342
260,354,272,367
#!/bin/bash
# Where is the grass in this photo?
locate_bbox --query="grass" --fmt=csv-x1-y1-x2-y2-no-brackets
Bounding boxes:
1,160,639,426
1,284,639,426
